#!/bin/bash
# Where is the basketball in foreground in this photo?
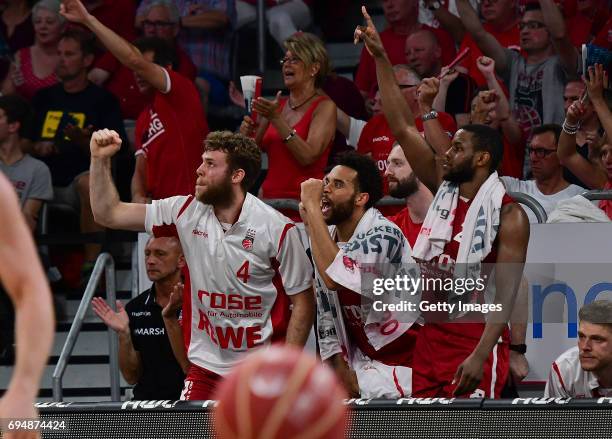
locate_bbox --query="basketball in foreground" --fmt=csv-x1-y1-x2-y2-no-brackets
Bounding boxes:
213,345,349,439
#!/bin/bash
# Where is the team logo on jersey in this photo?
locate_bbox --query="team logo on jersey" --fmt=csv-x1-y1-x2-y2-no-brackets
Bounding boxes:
242,228,256,250
343,255,358,273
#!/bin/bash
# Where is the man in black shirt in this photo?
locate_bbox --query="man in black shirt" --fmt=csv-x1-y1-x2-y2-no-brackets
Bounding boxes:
92,234,188,400
31,28,127,274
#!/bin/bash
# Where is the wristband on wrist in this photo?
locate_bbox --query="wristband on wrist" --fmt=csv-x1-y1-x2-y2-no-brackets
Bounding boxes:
509,343,527,354
422,110,438,121
562,120,579,135
283,129,297,143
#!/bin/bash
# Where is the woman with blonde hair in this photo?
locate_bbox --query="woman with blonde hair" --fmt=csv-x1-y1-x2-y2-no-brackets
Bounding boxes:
1,0,64,100
240,32,336,220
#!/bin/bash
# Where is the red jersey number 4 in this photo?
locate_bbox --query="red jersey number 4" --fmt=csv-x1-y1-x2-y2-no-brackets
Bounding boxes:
237,261,250,283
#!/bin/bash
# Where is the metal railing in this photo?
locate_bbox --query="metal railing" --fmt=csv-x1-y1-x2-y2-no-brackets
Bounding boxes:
507,191,547,224
263,195,548,223
52,252,120,402
131,242,139,299
581,189,612,201
257,0,266,73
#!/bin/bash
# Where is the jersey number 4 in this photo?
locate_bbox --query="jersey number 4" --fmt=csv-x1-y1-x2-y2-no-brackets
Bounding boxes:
237,261,250,283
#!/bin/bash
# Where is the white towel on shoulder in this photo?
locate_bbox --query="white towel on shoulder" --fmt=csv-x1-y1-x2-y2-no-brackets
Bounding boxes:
413,172,506,272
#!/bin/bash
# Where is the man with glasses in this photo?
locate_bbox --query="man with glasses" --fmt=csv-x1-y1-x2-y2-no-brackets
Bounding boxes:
61,0,208,203
136,0,235,109
500,124,583,222
91,0,197,120
456,0,579,158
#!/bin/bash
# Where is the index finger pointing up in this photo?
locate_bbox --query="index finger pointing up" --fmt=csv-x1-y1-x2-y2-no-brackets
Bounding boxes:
362,6,374,28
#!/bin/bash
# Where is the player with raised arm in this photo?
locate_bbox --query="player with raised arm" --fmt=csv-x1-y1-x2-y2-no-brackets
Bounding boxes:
301,152,421,398
0,173,54,439
355,6,529,398
87,128,315,399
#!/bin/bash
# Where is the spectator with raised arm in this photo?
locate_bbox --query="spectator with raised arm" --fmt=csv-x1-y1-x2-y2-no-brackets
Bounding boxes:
90,0,197,120
136,0,235,109
60,0,208,203
239,32,336,220
456,0,579,153
405,28,476,126
350,65,455,215
561,80,604,188
418,0,478,44
1,0,65,100
354,0,456,114
456,0,520,87
92,235,188,400
464,55,525,177
558,64,612,219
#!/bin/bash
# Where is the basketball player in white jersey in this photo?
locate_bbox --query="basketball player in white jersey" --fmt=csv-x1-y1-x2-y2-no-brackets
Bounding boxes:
87,128,314,399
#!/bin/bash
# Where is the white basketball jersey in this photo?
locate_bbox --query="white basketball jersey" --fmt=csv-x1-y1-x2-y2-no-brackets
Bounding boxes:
145,193,313,375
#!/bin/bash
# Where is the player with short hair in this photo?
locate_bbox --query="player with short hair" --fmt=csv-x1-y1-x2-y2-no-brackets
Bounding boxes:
87,128,315,400
545,301,612,398
355,6,529,398
301,151,420,398
0,173,54,439
384,143,433,246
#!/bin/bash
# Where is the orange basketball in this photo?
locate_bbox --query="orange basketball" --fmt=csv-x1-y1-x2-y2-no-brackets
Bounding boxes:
213,345,349,439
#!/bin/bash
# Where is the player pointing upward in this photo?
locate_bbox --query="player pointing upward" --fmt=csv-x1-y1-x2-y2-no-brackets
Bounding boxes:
355,6,529,398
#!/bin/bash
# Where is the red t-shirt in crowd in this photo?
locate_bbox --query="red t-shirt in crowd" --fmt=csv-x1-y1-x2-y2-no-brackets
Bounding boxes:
459,22,521,87
135,69,208,200
355,26,457,96
388,207,422,248
261,96,332,205
499,134,525,179
600,181,612,220
357,112,457,189
95,46,197,120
